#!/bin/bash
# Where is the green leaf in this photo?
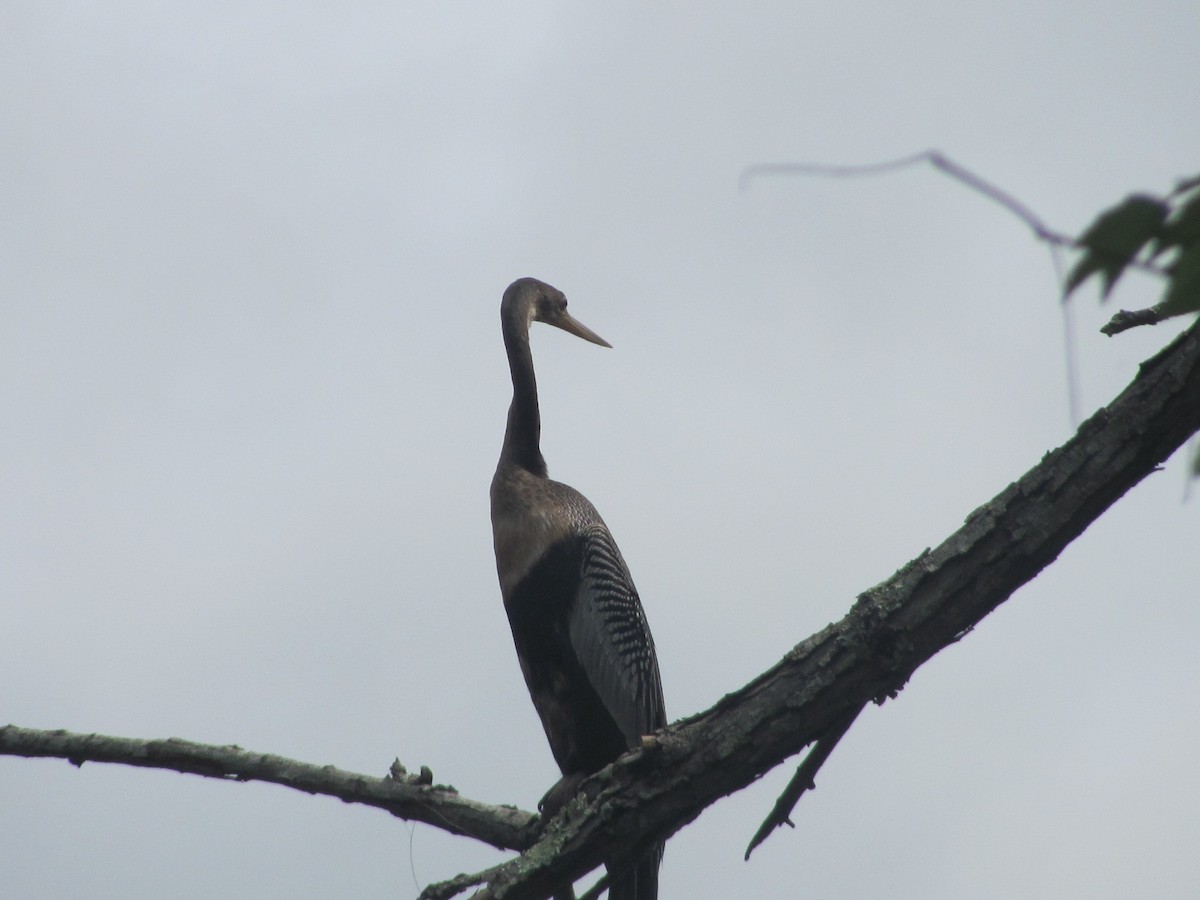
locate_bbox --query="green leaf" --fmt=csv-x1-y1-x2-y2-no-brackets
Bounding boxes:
1151,189,1200,260
1170,174,1200,198
1160,243,1200,316
1065,194,1169,299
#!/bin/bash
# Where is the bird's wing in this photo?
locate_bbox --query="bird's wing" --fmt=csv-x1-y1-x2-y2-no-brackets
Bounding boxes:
567,522,666,746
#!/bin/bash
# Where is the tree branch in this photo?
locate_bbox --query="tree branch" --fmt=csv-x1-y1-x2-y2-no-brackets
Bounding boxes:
8,318,1200,900
743,704,864,860
1101,303,1171,336
0,725,537,853
739,151,1172,281
741,151,1064,246
438,316,1200,897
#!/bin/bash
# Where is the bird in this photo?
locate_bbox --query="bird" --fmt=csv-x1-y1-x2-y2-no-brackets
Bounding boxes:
490,277,666,900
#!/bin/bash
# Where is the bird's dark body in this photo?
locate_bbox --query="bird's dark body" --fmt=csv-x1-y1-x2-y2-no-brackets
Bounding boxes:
503,533,631,777
490,278,664,900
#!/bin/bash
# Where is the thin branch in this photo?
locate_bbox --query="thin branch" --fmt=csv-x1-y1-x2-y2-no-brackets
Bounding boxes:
746,614,980,857
574,875,608,900
740,151,1061,240
740,150,1171,279
744,705,864,860
419,861,515,900
0,725,537,853
1101,303,1170,336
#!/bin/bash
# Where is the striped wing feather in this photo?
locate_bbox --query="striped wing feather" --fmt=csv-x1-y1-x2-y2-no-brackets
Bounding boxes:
567,522,666,746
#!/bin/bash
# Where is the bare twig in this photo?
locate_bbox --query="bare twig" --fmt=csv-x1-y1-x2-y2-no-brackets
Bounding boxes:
740,150,1171,279
740,151,1064,241
418,861,515,900
574,875,608,900
0,725,537,853
744,705,864,860
1101,304,1170,336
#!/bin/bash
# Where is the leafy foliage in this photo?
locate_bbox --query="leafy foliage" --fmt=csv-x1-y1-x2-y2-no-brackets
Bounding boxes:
1066,175,1200,319
1065,194,1168,298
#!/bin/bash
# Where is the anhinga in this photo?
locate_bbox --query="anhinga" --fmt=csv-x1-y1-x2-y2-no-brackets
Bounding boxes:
490,278,666,900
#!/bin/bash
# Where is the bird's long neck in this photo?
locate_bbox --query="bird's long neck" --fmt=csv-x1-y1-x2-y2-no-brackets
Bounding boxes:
500,322,548,477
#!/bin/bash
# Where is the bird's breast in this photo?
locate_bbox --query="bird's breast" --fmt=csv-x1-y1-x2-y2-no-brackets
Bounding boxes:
492,508,558,598
490,467,598,598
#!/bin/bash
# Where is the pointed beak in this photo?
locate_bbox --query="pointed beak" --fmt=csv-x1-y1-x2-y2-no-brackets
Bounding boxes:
552,312,612,348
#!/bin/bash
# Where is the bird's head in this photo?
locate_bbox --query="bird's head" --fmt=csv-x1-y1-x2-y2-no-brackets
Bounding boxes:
503,277,612,348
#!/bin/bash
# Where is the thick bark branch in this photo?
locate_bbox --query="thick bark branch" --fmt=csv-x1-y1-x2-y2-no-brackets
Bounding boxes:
6,319,1200,900
441,317,1200,898
0,725,537,853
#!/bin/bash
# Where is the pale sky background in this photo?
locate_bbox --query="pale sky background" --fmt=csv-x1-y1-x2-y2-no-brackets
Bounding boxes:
3,3,1198,898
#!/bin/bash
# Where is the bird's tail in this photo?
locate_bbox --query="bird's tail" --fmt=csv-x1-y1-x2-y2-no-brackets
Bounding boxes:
606,842,662,900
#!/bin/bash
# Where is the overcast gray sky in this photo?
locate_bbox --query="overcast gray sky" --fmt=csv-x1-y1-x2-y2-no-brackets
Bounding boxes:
3,3,1198,898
